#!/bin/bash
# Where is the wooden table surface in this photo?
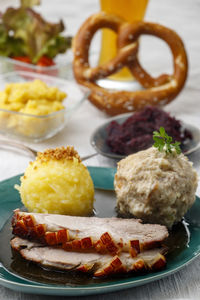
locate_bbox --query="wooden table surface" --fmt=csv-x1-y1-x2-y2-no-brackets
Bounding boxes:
0,0,200,299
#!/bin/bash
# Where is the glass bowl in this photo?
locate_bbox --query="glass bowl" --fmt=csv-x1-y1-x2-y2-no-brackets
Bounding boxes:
0,71,89,142
0,52,73,80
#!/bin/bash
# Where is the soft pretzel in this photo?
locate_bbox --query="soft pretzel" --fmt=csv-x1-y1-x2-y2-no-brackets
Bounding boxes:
73,12,188,115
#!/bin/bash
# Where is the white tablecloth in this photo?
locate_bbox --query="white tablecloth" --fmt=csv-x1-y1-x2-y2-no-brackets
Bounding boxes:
0,0,200,299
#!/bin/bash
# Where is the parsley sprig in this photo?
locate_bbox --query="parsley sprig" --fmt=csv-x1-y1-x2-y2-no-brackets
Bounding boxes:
153,127,181,155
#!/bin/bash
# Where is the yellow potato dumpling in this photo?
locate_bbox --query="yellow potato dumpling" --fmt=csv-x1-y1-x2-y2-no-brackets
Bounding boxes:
15,147,95,216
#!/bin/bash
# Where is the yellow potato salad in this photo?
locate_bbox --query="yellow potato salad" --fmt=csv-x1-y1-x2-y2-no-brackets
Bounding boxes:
0,79,66,115
0,79,67,138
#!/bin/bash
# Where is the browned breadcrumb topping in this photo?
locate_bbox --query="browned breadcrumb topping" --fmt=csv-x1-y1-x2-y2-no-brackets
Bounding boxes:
37,146,81,163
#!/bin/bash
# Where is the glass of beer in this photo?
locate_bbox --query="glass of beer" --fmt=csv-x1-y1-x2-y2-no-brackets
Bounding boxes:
99,0,148,81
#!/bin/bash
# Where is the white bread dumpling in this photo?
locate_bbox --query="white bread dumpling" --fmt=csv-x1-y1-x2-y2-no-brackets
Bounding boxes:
115,147,198,228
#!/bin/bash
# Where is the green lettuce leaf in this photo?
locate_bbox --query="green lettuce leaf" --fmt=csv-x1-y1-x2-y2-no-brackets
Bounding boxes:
34,35,72,63
0,23,26,57
1,1,71,63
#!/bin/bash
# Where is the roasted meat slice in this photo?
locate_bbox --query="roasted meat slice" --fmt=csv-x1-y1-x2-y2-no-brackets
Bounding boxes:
12,209,168,256
11,237,167,277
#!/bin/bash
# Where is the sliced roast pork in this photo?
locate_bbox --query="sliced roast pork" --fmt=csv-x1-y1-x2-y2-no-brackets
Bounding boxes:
11,237,167,277
12,209,168,256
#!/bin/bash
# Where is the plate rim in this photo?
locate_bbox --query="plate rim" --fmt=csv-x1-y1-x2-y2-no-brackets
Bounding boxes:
0,255,199,296
0,170,200,296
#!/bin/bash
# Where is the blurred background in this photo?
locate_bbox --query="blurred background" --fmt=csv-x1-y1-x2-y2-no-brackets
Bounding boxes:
1,0,199,113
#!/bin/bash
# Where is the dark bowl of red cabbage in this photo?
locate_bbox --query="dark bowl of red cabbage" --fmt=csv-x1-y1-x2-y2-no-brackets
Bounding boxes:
91,107,200,160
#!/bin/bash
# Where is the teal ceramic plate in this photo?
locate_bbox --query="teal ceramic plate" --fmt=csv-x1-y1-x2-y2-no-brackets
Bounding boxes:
0,166,200,296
